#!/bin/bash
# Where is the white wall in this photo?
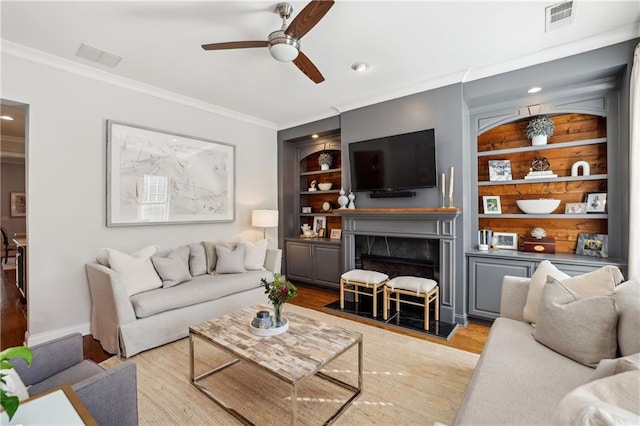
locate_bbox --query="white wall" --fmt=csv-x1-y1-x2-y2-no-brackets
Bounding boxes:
1,52,278,344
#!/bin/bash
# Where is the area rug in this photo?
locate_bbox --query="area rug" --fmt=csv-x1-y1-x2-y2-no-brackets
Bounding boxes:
101,305,478,425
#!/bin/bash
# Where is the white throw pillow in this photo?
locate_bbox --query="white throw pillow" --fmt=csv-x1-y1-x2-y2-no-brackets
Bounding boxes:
614,279,640,356
523,260,569,324
108,245,162,296
242,239,268,271
215,245,246,274
0,368,29,401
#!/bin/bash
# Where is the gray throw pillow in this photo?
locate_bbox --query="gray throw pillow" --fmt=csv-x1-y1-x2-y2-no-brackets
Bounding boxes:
215,245,246,274
614,279,640,357
188,243,207,277
203,241,236,274
151,246,192,288
533,276,617,367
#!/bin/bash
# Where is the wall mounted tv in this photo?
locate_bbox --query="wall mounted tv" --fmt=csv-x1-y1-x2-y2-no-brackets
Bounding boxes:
349,128,437,193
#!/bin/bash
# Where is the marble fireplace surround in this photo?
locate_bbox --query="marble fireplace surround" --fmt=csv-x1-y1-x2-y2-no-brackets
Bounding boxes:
341,208,461,324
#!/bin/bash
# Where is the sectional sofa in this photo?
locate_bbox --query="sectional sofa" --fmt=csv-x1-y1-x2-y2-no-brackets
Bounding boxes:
86,240,281,358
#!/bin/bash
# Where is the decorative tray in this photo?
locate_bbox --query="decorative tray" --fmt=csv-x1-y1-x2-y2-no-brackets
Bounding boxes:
249,317,289,337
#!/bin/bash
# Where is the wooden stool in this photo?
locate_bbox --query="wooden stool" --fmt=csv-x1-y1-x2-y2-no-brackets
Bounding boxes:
340,269,389,318
383,276,439,331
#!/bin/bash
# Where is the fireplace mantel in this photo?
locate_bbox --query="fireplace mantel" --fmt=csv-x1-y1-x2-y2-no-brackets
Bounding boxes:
341,208,462,324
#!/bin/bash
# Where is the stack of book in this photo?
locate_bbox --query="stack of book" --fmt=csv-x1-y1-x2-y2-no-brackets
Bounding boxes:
524,170,557,180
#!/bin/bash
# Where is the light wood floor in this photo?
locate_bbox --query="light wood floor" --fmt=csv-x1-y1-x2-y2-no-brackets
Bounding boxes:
1,270,489,363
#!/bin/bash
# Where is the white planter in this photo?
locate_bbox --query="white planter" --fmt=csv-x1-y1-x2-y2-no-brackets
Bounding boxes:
532,135,548,146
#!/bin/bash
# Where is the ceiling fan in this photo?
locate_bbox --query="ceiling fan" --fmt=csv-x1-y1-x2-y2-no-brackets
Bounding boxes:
201,0,334,84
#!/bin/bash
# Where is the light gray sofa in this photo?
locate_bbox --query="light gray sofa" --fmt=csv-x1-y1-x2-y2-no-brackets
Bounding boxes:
86,246,281,358
455,274,640,425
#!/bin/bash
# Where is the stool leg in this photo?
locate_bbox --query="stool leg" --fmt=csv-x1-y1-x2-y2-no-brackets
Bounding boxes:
340,279,345,310
424,295,429,331
383,287,388,320
435,288,440,321
395,292,400,315
372,285,378,318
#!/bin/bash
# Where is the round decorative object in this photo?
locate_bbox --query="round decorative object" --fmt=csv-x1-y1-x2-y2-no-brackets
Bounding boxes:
530,227,547,239
337,187,349,209
516,199,560,214
322,201,332,212
531,157,550,172
526,116,554,140
249,317,289,336
317,182,333,191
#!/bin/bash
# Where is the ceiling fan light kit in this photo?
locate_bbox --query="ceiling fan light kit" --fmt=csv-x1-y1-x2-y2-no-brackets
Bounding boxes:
201,0,334,83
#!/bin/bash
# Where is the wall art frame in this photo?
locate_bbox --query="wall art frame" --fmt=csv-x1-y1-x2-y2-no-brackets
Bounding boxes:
576,233,608,258
488,160,512,181
106,120,235,226
10,192,26,217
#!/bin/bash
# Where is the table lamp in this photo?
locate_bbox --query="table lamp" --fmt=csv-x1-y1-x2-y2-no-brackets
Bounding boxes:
251,210,279,239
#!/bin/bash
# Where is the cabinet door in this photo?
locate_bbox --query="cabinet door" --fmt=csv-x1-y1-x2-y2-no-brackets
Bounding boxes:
286,242,312,282
313,245,341,289
468,256,535,319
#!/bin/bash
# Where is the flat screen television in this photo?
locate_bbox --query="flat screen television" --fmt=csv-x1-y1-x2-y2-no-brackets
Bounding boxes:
349,128,437,192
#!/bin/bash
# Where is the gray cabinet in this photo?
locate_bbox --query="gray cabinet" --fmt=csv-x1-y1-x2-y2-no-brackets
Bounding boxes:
285,239,342,289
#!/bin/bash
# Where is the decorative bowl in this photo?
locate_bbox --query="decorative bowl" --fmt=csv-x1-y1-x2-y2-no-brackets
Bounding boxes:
516,199,560,214
318,182,333,191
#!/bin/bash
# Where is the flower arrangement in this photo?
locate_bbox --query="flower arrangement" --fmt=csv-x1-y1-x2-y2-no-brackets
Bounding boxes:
526,116,555,139
318,152,333,170
1,346,32,420
261,273,297,326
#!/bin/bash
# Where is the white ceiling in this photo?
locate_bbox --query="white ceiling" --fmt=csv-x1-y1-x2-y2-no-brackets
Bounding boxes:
1,1,639,130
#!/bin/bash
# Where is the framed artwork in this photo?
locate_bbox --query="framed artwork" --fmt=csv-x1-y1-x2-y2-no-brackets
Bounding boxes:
585,192,607,213
576,233,608,258
488,160,513,181
312,215,326,233
330,229,342,240
493,232,518,250
10,192,26,217
106,120,235,226
565,202,587,214
482,195,502,214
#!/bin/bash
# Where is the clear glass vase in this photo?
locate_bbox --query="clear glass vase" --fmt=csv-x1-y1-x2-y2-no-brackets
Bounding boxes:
273,303,283,328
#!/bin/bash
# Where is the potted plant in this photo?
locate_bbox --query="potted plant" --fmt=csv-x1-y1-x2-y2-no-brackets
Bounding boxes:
526,116,554,146
318,151,333,171
1,346,32,420
260,273,297,327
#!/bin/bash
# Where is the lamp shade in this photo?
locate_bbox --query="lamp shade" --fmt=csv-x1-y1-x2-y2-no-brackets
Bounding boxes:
252,210,279,228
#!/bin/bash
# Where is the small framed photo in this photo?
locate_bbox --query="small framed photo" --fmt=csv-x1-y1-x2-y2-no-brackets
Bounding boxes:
493,232,518,250
576,233,608,258
488,160,512,181
482,195,502,214
565,202,587,214
10,192,26,217
585,193,607,213
312,215,326,233
330,229,342,240
317,228,326,238
301,206,312,214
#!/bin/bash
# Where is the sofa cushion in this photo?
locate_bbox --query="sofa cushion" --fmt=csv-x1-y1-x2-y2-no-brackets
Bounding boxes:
188,243,207,277
614,279,640,356
215,245,246,274
130,271,272,318
151,246,192,288
552,371,640,425
0,368,29,401
203,241,235,274
523,260,569,324
533,277,617,367
107,246,162,296
242,239,268,271
591,353,640,382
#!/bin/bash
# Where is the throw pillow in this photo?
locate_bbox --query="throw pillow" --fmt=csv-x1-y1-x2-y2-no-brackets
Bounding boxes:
188,243,207,277
533,276,618,367
203,241,236,274
108,246,162,296
551,371,640,425
591,353,640,382
523,260,569,324
215,245,246,274
614,279,640,356
151,246,192,288
0,368,29,400
242,239,268,271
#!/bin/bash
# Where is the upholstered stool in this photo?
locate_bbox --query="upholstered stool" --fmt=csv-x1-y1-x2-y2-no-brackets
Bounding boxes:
340,269,389,318
383,276,439,331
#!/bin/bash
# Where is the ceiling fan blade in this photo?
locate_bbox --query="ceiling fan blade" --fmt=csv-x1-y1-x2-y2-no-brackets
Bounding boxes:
293,51,325,84
201,41,268,51
285,0,335,40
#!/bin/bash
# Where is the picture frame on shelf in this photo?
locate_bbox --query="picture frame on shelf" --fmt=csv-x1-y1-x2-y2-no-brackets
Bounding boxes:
565,202,587,214
493,232,518,250
317,228,326,238
576,233,608,258
330,229,342,240
10,192,26,217
482,195,502,214
488,160,513,181
301,206,312,214
585,192,607,213
312,215,326,233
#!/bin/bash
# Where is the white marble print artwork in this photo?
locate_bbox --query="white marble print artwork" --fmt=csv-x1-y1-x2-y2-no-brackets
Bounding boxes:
108,122,234,225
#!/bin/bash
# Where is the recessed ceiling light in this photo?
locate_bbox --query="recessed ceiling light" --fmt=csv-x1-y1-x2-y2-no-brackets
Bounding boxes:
528,86,542,93
351,62,370,73
312,134,319,139
0,115,14,121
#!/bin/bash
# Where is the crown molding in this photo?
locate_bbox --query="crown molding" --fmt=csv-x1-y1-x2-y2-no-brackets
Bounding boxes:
1,40,277,131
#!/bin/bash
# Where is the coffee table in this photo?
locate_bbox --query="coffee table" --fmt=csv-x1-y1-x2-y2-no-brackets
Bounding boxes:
189,305,363,425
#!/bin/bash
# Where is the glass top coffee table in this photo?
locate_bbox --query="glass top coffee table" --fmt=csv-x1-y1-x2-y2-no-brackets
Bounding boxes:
189,305,363,425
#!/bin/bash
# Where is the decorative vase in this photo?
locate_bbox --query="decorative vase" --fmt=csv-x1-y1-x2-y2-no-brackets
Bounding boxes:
337,187,349,209
347,191,356,209
532,135,548,146
273,303,284,327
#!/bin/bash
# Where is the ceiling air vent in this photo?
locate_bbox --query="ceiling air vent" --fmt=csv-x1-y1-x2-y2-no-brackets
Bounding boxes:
76,43,122,68
545,1,575,32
